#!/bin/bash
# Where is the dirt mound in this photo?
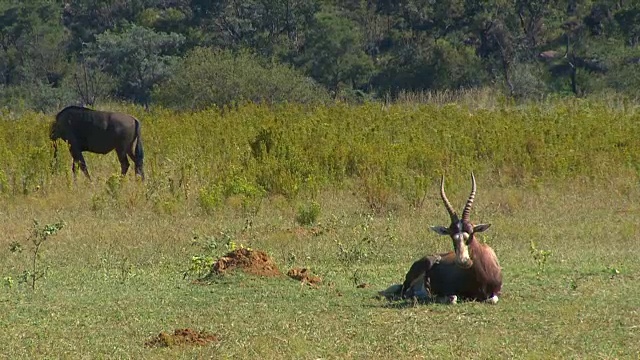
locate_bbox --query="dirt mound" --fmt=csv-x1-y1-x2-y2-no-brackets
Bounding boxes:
287,267,322,286
145,328,218,348
212,248,281,277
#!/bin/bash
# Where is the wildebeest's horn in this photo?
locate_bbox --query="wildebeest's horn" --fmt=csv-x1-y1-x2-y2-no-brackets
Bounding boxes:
462,172,476,221
440,175,457,221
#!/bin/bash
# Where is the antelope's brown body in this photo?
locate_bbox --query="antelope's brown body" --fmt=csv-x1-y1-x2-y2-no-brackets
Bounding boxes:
398,173,502,303
402,242,502,301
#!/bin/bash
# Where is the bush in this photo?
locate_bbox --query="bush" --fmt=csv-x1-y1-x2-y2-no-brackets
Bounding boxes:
152,47,330,110
0,82,76,113
295,201,321,226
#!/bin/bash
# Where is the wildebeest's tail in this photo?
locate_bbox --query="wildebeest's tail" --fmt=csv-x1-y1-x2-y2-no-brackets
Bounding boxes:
134,118,144,179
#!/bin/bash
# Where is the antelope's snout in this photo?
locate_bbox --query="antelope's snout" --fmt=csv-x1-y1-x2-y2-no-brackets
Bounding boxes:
456,254,473,269
453,233,473,269
455,249,473,268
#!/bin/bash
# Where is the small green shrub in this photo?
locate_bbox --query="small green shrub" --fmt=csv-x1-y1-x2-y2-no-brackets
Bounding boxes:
198,184,223,214
295,201,321,226
183,232,226,279
184,255,217,280
183,231,252,280
223,177,261,198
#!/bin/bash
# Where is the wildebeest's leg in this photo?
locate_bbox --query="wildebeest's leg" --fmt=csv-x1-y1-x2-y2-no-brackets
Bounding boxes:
116,149,130,176
130,121,144,180
70,146,91,181
127,148,144,180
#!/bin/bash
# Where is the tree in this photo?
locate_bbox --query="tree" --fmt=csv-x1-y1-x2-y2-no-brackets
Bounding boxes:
85,24,185,104
0,1,73,111
187,0,319,61
62,0,156,52
297,9,375,95
152,47,329,110
614,6,640,47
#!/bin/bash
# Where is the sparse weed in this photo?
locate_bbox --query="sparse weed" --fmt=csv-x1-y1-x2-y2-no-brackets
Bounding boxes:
0,169,8,194
10,220,65,290
183,230,249,279
335,213,397,265
9,241,22,253
529,240,552,275
361,175,392,214
105,173,122,199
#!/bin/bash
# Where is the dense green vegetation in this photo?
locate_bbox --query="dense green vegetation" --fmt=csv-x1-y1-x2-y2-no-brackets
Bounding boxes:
1,99,639,211
2,1,640,111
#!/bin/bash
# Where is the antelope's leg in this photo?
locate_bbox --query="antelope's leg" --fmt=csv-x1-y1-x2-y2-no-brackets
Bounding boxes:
485,295,499,304
378,284,404,300
401,255,439,299
434,295,458,304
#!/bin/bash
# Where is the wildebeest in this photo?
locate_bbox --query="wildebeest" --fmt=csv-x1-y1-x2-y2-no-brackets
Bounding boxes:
381,173,502,304
50,106,144,181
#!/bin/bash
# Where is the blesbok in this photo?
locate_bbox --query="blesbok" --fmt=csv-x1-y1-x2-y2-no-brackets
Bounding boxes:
381,173,502,304
50,106,145,181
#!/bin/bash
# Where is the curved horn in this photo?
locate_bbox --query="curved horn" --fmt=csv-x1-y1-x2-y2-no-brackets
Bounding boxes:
440,175,457,221
461,172,477,221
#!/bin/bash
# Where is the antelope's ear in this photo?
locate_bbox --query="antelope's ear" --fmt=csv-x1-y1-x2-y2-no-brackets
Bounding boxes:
430,226,450,236
473,223,491,233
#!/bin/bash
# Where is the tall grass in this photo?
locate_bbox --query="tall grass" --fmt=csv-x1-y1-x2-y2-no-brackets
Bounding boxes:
1,99,638,213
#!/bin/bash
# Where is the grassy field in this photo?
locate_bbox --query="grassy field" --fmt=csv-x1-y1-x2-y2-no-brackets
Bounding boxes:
0,100,639,359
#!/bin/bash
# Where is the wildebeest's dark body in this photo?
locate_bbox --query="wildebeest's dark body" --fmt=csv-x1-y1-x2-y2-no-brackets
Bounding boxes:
50,106,144,180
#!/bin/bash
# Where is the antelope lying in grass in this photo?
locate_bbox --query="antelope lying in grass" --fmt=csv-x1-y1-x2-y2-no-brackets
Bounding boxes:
382,173,502,304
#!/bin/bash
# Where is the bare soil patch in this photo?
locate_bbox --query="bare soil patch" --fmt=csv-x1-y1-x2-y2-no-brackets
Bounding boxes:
144,328,219,348
212,248,281,277
288,226,325,237
287,267,322,286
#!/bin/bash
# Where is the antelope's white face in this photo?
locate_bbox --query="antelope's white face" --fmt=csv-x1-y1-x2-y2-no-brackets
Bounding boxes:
431,220,491,269
451,222,472,268
431,172,490,269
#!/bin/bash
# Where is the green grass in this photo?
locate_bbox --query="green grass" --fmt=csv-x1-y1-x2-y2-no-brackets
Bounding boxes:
0,99,639,358
0,177,638,359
